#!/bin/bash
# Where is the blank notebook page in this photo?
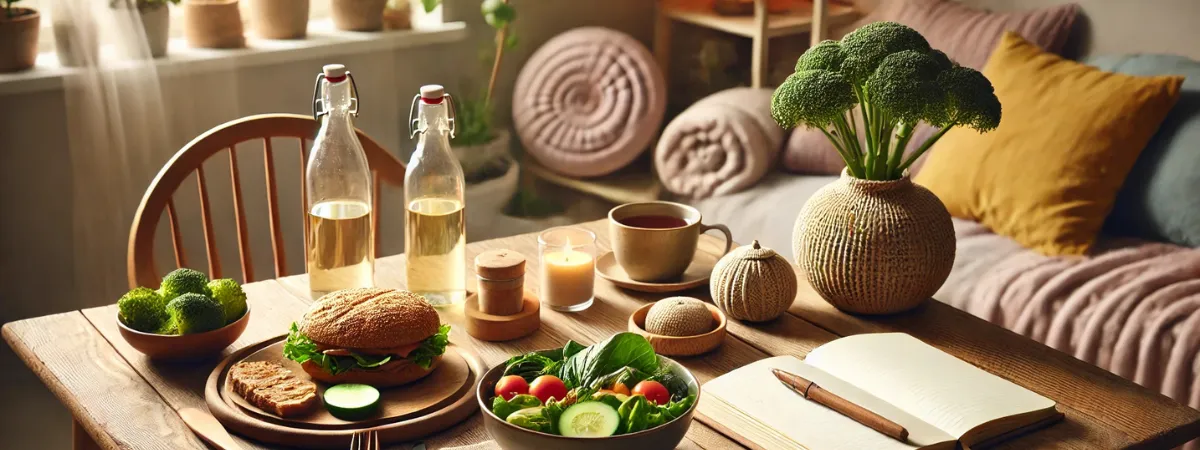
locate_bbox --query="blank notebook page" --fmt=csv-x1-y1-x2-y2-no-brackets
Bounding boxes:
805,333,1055,438
702,356,954,449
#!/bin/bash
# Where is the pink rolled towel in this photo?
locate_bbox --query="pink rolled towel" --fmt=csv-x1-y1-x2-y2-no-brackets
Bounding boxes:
512,27,666,178
655,88,783,199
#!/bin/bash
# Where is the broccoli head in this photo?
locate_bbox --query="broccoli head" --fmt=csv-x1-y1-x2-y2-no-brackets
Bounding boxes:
795,40,845,72
867,50,947,124
159,268,211,302
166,293,226,334
771,70,856,129
935,66,1002,131
117,287,168,333
839,21,931,83
208,278,247,324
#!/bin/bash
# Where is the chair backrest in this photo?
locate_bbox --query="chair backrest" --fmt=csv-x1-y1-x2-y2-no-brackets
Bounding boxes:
128,113,406,289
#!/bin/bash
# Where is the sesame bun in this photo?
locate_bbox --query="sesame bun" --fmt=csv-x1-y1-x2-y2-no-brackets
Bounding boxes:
299,288,440,349
300,356,442,388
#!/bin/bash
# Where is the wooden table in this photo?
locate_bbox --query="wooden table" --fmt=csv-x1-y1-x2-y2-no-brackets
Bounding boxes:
6,220,1200,449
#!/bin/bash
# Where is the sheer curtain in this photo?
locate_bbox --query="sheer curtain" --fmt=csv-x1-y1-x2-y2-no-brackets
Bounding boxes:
48,0,241,299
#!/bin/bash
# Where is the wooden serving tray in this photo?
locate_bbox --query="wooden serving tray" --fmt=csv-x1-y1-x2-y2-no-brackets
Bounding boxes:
205,334,484,449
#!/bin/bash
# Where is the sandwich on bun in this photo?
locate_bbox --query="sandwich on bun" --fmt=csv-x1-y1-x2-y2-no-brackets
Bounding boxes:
283,288,451,387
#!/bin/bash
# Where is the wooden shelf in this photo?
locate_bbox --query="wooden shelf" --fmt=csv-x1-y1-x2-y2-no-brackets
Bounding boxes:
664,2,859,39
524,157,663,205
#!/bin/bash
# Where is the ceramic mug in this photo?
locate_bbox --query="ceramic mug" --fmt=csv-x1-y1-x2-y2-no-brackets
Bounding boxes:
609,201,733,282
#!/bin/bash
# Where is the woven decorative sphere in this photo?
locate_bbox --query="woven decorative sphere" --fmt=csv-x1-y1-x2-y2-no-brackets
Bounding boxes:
511,27,666,178
710,240,797,322
793,169,955,314
645,296,714,337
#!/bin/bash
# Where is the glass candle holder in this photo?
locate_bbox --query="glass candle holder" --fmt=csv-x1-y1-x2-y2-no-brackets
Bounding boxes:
538,227,596,312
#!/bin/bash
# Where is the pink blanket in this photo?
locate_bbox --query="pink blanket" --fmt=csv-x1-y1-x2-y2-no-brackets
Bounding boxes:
942,219,1200,428
654,88,783,198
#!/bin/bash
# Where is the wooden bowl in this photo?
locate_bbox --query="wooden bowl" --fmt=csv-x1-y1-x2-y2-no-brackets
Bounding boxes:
628,302,726,356
117,306,250,361
477,350,699,450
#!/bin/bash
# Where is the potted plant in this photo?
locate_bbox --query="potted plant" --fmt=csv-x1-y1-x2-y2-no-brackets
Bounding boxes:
246,0,309,39
183,0,245,48
423,0,521,227
0,0,38,72
771,21,1001,314
331,0,388,32
111,0,178,58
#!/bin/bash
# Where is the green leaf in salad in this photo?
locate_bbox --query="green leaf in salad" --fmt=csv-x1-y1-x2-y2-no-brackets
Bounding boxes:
616,394,696,434
492,394,541,421
506,407,553,433
502,353,562,381
561,332,658,388
562,340,586,359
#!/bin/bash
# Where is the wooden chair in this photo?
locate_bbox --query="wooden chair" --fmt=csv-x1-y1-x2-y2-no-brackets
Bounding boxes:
127,113,406,289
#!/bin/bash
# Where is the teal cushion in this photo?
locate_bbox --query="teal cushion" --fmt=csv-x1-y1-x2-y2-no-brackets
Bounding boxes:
1097,54,1200,247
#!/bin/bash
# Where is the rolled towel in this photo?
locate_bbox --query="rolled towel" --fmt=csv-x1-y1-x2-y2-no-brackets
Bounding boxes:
512,27,666,178
655,87,783,198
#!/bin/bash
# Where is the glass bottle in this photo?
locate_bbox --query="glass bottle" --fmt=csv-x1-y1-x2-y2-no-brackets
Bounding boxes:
306,64,374,299
405,85,466,306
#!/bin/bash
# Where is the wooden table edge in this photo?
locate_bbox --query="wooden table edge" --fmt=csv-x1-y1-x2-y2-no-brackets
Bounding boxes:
4,315,127,450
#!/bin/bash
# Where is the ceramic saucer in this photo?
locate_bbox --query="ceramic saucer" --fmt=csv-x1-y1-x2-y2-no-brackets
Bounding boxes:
595,246,721,293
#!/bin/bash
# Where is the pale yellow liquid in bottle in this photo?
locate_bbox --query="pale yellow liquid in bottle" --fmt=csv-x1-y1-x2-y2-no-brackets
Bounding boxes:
405,197,466,305
308,200,374,299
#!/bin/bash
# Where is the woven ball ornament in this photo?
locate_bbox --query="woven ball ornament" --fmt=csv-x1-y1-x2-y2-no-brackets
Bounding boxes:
710,240,798,322
511,27,666,178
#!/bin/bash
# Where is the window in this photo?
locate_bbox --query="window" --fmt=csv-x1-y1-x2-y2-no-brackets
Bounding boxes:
22,0,443,55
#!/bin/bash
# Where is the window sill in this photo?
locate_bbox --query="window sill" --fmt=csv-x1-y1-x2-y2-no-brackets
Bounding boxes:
0,20,466,96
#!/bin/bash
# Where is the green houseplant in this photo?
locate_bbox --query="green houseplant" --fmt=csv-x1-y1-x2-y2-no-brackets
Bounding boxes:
771,21,1001,180
777,21,1002,315
0,0,39,72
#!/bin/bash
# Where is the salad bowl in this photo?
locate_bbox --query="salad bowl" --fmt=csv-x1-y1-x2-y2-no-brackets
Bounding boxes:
476,344,699,450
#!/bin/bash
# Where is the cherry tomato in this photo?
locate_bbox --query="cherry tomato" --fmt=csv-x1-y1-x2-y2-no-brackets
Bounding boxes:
612,382,631,396
494,375,529,400
529,375,569,403
632,380,670,405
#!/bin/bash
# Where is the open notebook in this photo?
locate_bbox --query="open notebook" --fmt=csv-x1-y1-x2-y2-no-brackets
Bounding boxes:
698,333,1061,450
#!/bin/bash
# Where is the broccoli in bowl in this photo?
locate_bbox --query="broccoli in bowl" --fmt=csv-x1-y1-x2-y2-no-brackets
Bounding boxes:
117,269,248,335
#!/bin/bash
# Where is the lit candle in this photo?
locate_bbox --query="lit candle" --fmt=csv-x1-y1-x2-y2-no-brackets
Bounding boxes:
539,228,597,312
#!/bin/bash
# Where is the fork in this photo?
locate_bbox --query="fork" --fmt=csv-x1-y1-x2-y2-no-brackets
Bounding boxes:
349,430,381,450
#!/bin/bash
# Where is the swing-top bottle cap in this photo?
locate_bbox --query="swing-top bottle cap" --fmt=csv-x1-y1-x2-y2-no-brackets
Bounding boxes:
322,64,348,82
420,84,445,104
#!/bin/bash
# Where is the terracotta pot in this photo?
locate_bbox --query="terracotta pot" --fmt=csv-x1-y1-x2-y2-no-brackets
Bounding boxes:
247,0,309,39
0,8,39,72
382,4,411,30
331,0,388,32
184,0,246,48
793,169,955,315
52,18,99,67
139,3,170,57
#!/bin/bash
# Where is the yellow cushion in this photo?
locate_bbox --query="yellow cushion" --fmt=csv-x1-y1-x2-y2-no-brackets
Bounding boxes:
915,33,1183,256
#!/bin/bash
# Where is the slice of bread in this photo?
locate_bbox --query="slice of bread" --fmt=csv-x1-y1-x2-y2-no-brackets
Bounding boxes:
229,361,319,417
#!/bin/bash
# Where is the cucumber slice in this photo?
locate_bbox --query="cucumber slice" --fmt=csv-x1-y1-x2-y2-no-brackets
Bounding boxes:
323,383,380,421
558,401,620,438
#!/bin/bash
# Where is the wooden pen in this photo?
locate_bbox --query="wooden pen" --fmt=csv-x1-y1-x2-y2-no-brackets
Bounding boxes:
771,368,909,442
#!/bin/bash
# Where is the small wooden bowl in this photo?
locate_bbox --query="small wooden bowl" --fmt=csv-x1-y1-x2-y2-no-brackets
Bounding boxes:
117,306,251,361
628,302,726,356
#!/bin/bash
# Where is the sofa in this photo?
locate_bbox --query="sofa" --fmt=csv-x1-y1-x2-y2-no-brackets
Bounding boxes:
681,0,1200,430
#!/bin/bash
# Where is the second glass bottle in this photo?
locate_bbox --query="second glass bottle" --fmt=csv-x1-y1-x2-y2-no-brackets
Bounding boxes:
405,85,466,306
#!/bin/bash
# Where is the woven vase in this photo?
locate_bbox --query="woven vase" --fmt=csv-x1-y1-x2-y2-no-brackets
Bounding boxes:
793,169,955,314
